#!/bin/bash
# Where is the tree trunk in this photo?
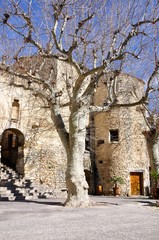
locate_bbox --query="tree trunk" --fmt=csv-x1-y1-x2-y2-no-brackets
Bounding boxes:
50,101,93,207
64,152,90,207
145,130,159,172
152,133,159,172
64,105,92,207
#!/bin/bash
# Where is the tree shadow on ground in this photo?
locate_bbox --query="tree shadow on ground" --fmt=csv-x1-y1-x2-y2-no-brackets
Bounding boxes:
137,200,158,208
0,199,65,206
24,199,64,206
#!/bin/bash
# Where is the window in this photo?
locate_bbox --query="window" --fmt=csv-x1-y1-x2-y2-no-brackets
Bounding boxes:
109,129,119,142
11,99,19,122
97,139,104,147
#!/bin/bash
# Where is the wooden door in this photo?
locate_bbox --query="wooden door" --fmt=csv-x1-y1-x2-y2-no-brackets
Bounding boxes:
130,172,143,195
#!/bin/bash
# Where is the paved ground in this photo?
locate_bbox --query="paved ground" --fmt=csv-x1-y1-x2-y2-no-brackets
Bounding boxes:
0,196,159,240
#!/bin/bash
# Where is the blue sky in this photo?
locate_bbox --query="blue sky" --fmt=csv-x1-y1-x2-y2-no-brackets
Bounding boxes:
0,0,159,100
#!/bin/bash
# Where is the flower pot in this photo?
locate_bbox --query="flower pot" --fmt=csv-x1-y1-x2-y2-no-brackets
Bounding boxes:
113,186,121,196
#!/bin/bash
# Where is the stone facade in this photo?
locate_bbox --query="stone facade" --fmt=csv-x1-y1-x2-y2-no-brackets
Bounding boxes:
0,60,91,196
0,63,152,196
0,93,67,189
0,62,68,194
91,73,150,196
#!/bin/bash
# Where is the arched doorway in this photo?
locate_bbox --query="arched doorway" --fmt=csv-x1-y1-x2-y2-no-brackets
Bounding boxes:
1,128,25,176
84,170,92,194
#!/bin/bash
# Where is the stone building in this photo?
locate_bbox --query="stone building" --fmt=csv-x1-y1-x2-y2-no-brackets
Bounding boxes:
0,58,73,194
90,73,150,196
0,61,151,197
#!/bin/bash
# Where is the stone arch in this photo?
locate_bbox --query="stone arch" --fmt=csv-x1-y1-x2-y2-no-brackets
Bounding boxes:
1,128,25,176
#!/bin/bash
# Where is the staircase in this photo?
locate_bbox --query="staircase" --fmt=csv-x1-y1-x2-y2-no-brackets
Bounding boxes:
0,163,40,201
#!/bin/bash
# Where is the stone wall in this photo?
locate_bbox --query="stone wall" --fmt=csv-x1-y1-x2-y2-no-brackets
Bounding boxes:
0,66,152,196
92,73,150,196
0,60,91,195
0,69,67,193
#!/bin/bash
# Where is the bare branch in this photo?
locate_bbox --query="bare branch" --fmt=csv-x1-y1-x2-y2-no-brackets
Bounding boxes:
132,18,159,28
90,97,146,113
75,14,94,35
145,54,159,100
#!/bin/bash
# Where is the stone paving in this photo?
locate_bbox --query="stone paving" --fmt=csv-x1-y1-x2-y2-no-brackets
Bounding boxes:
0,196,159,240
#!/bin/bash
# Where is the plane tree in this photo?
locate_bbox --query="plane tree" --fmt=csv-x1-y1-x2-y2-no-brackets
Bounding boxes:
0,0,159,206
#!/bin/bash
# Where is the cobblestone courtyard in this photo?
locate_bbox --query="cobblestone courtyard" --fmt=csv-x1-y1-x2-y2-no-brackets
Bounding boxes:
0,196,159,240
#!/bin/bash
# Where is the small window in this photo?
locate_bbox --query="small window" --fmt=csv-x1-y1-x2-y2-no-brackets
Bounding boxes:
97,139,104,147
109,129,119,142
11,99,19,122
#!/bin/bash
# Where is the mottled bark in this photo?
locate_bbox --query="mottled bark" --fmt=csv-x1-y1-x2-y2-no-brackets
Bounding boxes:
145,129,159,172
64,104,92,207
152,133,159,172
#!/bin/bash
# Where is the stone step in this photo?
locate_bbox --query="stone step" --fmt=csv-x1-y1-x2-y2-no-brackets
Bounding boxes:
0,191,14,198
0,187,8,191
0,188,12,195
0,197,9,201
0,189,17,198
14,196,26,201
8,196,16,201
0,163,43,201
17,188,37,195
0,196,25,201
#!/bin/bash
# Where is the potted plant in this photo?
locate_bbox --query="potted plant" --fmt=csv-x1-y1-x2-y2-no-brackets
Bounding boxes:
109,175,124,196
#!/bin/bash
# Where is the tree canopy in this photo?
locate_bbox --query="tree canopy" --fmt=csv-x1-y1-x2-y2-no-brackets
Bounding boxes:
0,0,159,206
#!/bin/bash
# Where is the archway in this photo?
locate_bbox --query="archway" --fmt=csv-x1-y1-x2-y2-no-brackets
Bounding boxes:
84,170,92,194
1,128,25,176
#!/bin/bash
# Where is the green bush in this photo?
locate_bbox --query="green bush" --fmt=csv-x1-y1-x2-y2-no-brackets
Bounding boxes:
109,175,124,185
150,171,159,180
